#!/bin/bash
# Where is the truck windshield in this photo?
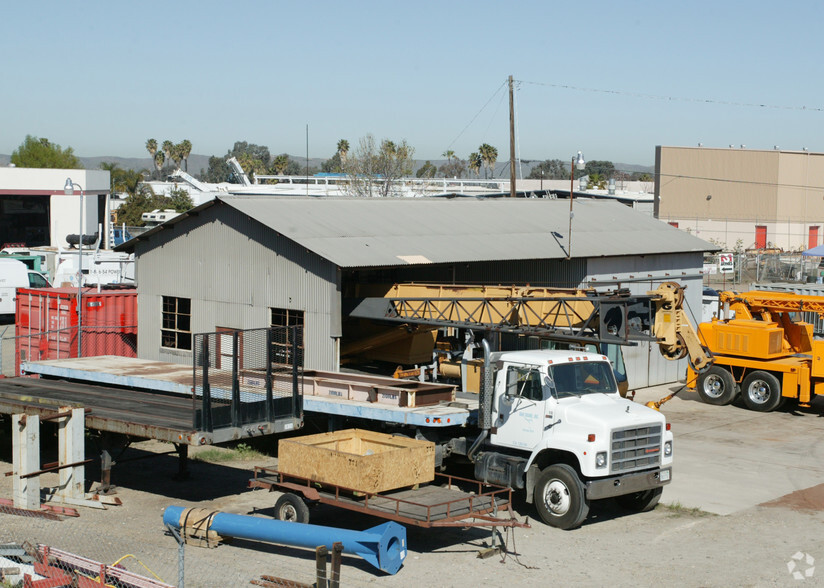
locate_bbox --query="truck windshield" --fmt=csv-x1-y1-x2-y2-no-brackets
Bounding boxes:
550,362,618,398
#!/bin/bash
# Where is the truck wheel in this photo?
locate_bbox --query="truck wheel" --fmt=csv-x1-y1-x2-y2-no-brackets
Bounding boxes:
615,487,663,513
741,371,783,412
274,493,310,524
696,366,737,405
534,464,589,530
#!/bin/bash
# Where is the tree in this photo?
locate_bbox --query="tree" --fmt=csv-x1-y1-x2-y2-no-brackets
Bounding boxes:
587,173,607,190
584,160,615,178
145,138,158,166
271,154,290,175
337,139,350,168
114,186,193,227
442,150,455,163
100,162,147,199
162,140,174,163
114,186,156,226
202,156,232,183
167,187,194,211
154,151,165,174
468,152,482,177
321,152,343,173
438,157,467,178
10,136,80,168
478,143,498,179
179,139,192,172
285,159,308,175
527,159,568,180
416,161,437,178
344,134,415,197
228,141,271,180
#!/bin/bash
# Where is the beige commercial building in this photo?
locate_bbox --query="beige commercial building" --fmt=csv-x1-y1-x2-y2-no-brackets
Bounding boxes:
655,146,824,251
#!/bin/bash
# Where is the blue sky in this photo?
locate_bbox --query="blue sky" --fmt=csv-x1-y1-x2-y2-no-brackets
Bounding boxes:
3,1,823,167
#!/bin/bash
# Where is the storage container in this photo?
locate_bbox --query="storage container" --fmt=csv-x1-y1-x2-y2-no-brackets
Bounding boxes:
15,287,137,375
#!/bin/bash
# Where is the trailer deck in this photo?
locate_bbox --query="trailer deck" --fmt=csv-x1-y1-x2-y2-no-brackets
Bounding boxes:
22,357,473,428
0,376,256,445
249,466,528,529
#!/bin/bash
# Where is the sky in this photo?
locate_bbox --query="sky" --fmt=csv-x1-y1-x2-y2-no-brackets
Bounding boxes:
3,0,824,169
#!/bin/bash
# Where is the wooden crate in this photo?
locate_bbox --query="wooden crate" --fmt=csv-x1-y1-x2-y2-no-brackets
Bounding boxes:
278,429,435,493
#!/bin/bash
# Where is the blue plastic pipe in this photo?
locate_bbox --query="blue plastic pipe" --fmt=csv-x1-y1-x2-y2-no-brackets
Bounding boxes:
162,506,407,575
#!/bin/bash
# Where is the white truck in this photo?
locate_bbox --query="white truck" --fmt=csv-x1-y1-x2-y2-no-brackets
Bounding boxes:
311,342,672,530
0,258,51,319
326,281,708,528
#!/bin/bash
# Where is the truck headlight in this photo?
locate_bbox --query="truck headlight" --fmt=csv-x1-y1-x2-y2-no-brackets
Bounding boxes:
664,441,672,456
595,451,607,468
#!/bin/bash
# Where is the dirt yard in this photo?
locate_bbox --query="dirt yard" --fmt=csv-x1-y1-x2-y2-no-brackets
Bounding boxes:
2,391,824,587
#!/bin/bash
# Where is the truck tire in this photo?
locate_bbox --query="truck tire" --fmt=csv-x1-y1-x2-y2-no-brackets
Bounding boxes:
534,464,589,530
696,366,737,406
615,487,663,513
274,493,310,524
741,371,783,412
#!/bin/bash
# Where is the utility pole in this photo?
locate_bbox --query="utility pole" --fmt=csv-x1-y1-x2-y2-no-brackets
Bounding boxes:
509,75,516,198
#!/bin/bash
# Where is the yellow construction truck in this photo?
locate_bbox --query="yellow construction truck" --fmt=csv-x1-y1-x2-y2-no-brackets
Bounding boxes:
689,289,824,411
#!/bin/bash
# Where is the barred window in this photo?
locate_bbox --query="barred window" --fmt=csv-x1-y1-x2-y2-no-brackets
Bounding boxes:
270,308,304,365
162,296,192,350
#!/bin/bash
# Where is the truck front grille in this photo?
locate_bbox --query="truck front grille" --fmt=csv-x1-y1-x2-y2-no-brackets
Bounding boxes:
610,424,662,474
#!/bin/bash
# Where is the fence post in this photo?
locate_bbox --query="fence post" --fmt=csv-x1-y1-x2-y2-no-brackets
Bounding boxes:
265,328,274,422
166,523,185,588
291,326,302,419
200,336,213,432
231,331,240,427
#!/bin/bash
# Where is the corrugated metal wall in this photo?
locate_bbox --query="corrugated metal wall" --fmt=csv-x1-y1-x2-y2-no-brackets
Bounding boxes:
585,252,705,389
135,205,339,370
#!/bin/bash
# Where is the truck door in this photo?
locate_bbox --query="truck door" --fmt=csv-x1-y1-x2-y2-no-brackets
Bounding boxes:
491,364,547,450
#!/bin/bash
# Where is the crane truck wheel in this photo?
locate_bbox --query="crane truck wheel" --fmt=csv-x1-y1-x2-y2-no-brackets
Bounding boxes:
274,492,310,524
741,371,783,412
534,464,590,530
696,366,737,406
615,487,663,513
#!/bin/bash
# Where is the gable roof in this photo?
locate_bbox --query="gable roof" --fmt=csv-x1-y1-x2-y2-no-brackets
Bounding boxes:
120,196,717,268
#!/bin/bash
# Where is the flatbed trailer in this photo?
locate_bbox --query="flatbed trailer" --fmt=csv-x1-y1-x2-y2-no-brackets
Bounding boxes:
248,466,528,529
21,356,474,429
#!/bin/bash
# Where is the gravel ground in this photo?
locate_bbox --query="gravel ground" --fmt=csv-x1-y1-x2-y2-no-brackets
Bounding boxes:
1,415,823,587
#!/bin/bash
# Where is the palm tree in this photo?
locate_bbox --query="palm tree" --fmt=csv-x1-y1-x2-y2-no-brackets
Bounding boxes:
442,150,455,163
479,143,498,179
170,143,185,169
162,140,174,163
336,139,350,168
272,154,289,175
468,152,482,177
179,139,192,172
154,151,165,173
146,139,158,172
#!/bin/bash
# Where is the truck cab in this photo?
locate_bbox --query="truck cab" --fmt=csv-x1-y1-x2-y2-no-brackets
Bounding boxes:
0,258,52,320
473,349,673,529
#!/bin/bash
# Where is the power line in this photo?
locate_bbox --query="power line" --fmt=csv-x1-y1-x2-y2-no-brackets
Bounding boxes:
444,80,507,152
517,79,824,113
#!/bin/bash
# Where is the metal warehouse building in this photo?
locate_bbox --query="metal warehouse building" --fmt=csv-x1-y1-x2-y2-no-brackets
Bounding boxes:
120,195,716,389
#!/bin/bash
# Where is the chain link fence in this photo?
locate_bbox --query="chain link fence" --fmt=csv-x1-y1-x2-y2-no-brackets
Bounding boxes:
702,251,823,290
193,327,303,434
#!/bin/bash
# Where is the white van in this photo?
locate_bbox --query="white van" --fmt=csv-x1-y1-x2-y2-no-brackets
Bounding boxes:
0,258,52,319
